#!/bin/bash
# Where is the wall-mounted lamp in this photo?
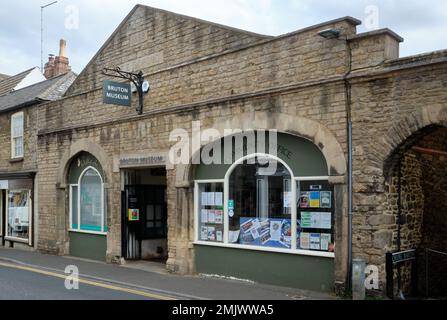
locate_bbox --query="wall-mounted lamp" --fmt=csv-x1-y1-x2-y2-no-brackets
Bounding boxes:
318,28,341,39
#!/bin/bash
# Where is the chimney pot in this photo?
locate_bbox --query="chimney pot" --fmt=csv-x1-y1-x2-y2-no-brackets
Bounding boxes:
59,39,67,58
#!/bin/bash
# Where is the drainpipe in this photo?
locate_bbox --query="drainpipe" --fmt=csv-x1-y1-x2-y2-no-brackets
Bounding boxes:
344,38,354,291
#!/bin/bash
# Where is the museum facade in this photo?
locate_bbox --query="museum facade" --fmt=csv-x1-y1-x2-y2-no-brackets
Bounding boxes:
31,5,447,296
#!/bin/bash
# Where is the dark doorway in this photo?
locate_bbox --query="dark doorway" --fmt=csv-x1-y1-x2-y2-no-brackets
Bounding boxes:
121,168,168,262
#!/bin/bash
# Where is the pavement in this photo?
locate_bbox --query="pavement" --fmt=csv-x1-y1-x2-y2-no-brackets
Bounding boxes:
0,247,337,300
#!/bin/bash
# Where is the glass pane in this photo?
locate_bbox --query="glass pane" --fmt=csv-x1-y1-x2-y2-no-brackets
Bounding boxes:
297,180,334,252
155,205,163,220
229,157,292,249
80,169,103,232
14,137,23,157
71,186,78,229
198,182,224,243
13,115,23,137
7,190,30,240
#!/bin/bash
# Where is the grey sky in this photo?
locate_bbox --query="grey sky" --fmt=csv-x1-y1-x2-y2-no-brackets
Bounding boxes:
1,0,446,75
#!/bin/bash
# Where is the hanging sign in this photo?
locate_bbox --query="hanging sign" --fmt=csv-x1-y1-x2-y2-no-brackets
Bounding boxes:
103,80,131,107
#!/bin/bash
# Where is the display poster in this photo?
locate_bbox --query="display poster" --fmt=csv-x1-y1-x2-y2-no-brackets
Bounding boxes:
310,192,321,208
321,233,331,251
301,212,332,230
208,227,216,241
207,192,215,206
201,192,208,206
215,192,223,206
208,210,216,224
320,191,332,209
215,210,223,224
318,212,332,230
200,226,208,240
201,209,208,223
299,192,310,208
284,192,292,209
216,230,223,242
310,233,321,250
300,233,310,250
239,218,291,249
270,221,282,241
128,209,140,221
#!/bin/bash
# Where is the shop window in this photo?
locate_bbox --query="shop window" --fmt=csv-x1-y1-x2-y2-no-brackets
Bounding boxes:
6,190,31,242
11,112,24,159
297,180,335,253
197,182,224,243
228,157,292,249
70,167,106,234
195,153,335,257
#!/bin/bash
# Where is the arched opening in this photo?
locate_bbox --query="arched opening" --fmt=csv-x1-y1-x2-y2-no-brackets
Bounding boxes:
193,131,338,292
67,152,107,261
384,125,447,299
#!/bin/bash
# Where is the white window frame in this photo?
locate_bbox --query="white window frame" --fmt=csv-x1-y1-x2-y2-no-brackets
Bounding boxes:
69,166,106,236
5,189,32,244
194,153,335,259
11,112,24,159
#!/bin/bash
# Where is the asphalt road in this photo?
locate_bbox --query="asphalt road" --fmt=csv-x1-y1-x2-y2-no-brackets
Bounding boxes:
0,264,155,300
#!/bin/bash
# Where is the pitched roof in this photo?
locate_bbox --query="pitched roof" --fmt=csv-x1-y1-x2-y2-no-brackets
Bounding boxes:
66,5,271,95
0,73,9,81
0,67,39,96
0,72,77,113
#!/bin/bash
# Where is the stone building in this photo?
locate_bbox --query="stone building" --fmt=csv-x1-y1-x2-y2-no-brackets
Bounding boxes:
32,5,446,296
0,56,75,251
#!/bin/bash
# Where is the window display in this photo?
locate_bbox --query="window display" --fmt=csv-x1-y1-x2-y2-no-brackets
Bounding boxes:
70,167,106,233
198,183,224,243
228,157,292,249
297,180,334,253
7,190,31,241
195,155,335,256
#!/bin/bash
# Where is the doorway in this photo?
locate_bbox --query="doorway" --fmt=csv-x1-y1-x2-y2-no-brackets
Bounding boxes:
122,168,168,263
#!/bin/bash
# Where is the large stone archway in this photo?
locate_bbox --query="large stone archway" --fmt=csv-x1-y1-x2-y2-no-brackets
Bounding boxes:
53,139,113,257
353,104,447,297
175,110,348,187
56,138,112,189
171,110,349,290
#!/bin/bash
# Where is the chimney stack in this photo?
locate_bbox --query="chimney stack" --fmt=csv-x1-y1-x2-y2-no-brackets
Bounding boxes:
44,39,72,79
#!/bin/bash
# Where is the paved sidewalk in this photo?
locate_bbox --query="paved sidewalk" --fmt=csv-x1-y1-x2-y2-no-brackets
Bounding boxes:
0,247,337,300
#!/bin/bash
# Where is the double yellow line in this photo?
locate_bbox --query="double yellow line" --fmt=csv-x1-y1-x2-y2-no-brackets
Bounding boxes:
0,261,177,300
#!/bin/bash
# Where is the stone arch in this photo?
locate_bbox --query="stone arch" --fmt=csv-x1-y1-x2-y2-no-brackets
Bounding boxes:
176,110,347,187
381,105,447,178
56,138,112,189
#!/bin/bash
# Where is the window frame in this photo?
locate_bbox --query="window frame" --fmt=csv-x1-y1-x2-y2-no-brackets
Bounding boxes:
69,166,107,236
194,153,335,259
11,112,24,159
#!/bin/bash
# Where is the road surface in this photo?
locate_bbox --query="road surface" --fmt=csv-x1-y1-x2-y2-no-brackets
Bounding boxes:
0,262,171,300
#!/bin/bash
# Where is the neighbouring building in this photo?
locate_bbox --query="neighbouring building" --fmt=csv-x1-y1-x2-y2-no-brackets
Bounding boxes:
0,67,46,96
14,5,446,297
44,39,72,79
0,52,76,250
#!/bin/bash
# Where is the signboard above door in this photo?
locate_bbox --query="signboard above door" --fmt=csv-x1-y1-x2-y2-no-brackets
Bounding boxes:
103,80,131,107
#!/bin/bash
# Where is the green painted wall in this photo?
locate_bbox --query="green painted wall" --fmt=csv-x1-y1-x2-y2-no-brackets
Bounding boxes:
69,232,107,262
195,245,334,292
195,133,328,180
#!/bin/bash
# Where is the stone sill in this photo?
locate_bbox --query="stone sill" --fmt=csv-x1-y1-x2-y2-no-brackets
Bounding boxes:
9,157,24,163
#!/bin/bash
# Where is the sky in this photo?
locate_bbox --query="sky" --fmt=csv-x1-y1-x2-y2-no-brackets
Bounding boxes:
0,0,446,75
